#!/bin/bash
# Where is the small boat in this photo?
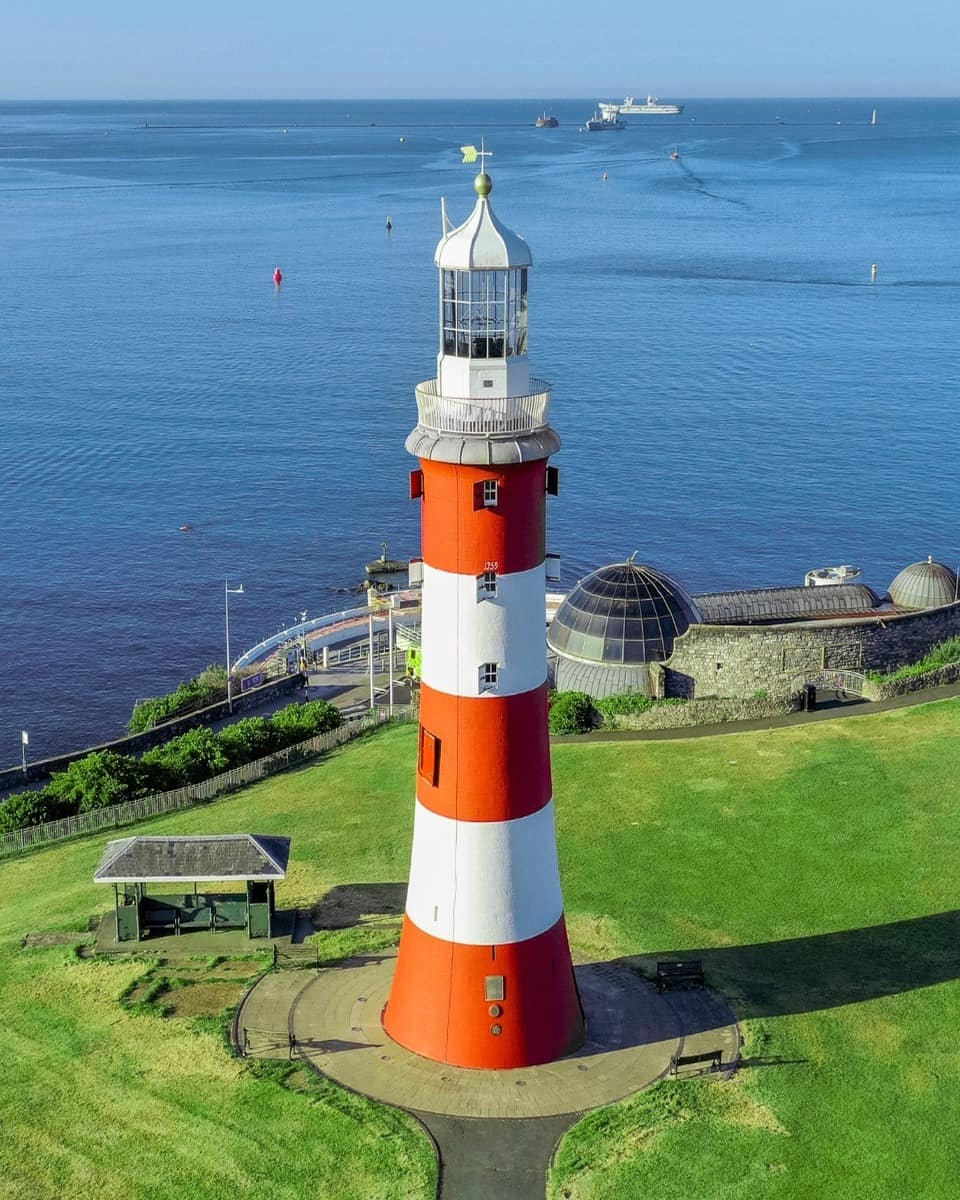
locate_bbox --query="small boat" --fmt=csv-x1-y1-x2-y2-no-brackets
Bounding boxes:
670,146,680,160
535,113,559,128
179,524,192,533
273,267,283,285
871,108,878,126
586,110,625,132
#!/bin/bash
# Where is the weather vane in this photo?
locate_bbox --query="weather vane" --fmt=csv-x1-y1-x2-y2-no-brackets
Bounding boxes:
460,137,492,170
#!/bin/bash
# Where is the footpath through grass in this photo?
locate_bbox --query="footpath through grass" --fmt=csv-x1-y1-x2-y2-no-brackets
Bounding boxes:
2,702,959,1198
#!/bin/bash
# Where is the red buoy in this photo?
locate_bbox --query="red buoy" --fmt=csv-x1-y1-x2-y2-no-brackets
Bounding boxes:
273,267,283,285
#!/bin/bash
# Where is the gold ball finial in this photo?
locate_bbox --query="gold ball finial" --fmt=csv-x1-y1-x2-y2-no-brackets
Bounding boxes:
474,172,493,197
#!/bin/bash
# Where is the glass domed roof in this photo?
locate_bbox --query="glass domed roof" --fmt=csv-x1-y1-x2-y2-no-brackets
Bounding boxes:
547,560,700,665
888,557,959,610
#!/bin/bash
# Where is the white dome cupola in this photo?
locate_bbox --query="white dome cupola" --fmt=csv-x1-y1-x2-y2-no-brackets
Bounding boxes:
435,167,532,400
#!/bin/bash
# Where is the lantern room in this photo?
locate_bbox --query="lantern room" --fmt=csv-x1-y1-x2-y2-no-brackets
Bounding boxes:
435,171,533,401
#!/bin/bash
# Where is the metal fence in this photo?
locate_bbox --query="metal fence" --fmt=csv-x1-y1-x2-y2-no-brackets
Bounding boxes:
0,707,412,859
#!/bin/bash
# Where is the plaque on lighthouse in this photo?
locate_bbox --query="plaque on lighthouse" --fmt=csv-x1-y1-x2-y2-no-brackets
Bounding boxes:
383,157,585,1069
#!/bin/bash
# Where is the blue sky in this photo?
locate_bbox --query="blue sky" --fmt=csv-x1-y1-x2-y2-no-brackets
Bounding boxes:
3,0,957,99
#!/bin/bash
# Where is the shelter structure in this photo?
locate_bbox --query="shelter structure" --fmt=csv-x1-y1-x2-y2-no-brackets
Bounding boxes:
93,834,290,942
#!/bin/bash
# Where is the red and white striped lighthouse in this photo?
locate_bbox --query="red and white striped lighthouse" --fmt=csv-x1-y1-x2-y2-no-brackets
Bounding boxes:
384,162,584,1069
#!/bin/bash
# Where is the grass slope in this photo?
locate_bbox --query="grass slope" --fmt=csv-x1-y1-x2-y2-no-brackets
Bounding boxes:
0,729,430,1200
2,703,959,1198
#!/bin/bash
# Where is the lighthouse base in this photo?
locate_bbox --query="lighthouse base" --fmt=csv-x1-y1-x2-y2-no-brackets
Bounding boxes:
235,946,741,1118
384,915,584,1069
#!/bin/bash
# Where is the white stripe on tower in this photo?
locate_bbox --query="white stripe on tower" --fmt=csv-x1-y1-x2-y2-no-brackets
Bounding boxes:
404,800,563,944
420,561,548,698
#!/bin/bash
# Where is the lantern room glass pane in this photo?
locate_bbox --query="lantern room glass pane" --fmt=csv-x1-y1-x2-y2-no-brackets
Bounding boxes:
439,268,529,360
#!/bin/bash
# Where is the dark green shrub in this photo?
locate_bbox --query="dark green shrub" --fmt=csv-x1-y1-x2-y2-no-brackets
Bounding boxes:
217,717,279,767
45,750,148,813
0,788,73,833
128,665,228,733
548,691,598,735
594,691,656,718
270,700,342,747
142,726,229,789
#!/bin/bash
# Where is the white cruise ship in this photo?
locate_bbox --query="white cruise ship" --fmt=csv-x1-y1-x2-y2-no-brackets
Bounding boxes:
599,95,684,118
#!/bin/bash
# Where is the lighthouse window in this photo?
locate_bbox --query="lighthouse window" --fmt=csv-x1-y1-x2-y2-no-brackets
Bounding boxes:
477,570,497,600
440,269,527,360
418,729,440,786
479,662,499,690
482,479,499,507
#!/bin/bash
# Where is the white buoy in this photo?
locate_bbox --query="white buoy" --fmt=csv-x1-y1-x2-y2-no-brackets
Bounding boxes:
871,263,879,283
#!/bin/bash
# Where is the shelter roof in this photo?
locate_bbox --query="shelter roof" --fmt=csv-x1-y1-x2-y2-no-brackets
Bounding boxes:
93,834,291,884
693,584,884,625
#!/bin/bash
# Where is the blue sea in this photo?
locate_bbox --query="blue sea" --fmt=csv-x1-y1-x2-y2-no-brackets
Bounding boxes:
2,98,959,760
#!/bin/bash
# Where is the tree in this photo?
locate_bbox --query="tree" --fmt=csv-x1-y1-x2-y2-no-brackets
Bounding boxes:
45,751,148,813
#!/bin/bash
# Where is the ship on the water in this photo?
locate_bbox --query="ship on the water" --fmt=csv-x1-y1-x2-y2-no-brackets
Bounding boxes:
600,95,684,118
535,112,559,127
585,109,625,131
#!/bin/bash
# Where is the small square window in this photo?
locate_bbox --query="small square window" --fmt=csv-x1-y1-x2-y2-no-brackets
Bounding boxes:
482,379,494,388
485,975,505,1002
482,480,499,507
479,662,498,690
477,570,497,600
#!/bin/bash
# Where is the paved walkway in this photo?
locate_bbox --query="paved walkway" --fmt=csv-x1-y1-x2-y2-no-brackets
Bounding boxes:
237,950,739,1197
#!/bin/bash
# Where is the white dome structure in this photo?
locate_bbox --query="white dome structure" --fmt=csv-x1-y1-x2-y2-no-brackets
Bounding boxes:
436,174,533,270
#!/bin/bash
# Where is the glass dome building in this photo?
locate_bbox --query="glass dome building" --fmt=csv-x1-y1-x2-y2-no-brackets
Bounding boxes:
547,560,701,697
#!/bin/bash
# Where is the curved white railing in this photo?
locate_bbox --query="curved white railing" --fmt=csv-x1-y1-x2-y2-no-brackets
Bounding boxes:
414,378,552,435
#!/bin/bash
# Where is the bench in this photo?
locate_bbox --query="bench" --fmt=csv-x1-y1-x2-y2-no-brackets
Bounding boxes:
656,960,705,993
141,907,180,935
178,906,214,930
670,1049,723,1076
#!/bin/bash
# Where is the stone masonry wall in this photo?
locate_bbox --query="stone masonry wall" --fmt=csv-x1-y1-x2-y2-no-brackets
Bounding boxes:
600,693,803,731
664,602,960,699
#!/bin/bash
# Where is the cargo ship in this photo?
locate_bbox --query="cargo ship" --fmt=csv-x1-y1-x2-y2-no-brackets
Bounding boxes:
585,110,625,131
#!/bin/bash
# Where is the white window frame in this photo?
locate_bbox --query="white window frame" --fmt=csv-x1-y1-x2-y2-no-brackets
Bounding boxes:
477,570,497,601
479,662,498,691
482,479,499,508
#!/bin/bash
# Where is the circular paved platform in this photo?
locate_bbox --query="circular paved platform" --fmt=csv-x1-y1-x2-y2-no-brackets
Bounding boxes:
239,949,740,1118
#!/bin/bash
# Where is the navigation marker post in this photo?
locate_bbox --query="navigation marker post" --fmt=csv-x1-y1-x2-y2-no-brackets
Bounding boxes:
21,729,28,778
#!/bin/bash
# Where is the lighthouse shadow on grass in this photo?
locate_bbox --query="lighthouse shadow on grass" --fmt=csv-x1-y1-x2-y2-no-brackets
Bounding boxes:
607,908,960,1041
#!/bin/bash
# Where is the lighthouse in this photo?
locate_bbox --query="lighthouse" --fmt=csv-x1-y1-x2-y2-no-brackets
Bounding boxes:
384,160,585,1069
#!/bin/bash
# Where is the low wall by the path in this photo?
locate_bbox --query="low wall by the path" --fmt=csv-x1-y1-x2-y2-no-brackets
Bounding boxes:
861,661,960,701
599,692,803,731
0,673,306,792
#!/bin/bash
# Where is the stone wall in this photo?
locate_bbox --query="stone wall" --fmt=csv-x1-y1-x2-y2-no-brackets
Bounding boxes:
0,673,306,793
665,602,960,699
600,693,803,731
861,660,960,701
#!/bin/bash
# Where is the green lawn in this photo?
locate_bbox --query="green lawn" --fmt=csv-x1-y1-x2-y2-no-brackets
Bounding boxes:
2,703,959,1198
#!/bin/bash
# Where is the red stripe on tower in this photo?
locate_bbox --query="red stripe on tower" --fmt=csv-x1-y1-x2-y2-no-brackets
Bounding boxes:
383,162,584,1069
